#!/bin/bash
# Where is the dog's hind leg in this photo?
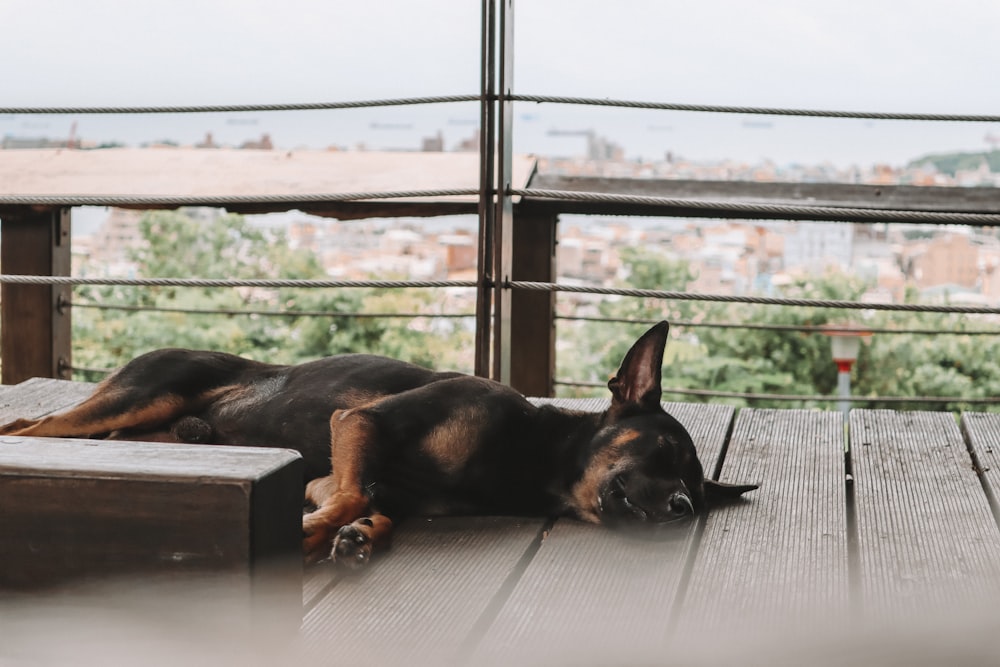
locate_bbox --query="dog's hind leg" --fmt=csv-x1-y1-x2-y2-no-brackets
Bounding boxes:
302,406,385,564
0,349,262,440
0,382,188,439
305,475,393,567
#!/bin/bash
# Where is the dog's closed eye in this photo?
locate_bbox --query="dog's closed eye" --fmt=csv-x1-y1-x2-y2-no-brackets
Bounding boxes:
611,474,628,498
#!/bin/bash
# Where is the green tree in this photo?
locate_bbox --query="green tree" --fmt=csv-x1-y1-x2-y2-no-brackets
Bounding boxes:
854,312,1000,412
677,272,871,407
557,248,1000,412
72,209,473,377
556,246,699,395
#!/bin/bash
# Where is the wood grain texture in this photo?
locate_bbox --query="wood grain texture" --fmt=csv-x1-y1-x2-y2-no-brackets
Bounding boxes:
960,411,1000,520
850,410,1000,618
0,377,96,422
473,519,695,665
676,408,848,634
302,563,338,609
301,516,544,665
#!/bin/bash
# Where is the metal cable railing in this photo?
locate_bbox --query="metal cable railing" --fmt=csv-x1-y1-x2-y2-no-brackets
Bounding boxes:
69,299,474,320
57,278,1000,407
0,275,476,290
508,94,1000,123
556,380,1000,406
0,95,480,116
558,314,1000,337
7,274,1000,317
7,93,996,122
66,301,998,336
511,281,1000,315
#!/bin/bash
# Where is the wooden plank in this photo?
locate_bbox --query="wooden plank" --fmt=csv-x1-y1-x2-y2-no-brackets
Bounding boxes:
300,516,544,664
960,412,1000,519
531,175,1000,212
0,436,303,590
531,397,608,411
0,377,96,422
675,409,849,634
850,410,1000,618
302,563,337,610
472,402,735,664
474,519,694,664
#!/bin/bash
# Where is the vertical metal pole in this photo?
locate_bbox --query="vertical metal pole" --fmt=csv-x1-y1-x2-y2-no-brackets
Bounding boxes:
492,0,514,384
474,0,497,378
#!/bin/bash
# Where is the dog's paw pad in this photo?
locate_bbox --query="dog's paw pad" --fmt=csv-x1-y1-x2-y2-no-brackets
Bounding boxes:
332,524,372,569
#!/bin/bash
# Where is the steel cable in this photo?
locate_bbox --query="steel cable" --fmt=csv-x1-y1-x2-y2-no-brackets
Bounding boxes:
5,93,997,123
510,95,1000,123
511,281,1000,315
556,381,1000,405
0,275,476,289
0,95,480,115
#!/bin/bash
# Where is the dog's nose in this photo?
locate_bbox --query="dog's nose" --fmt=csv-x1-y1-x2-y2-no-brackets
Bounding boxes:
667,491,694,517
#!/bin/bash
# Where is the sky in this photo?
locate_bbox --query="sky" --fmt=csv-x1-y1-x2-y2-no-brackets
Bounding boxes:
3,0,1000,167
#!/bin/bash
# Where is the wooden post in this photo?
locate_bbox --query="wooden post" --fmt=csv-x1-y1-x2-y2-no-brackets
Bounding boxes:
1,207,72,384
509,210,556,397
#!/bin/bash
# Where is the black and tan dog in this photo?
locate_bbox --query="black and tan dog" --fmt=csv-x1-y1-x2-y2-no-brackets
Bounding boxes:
0,321,756,566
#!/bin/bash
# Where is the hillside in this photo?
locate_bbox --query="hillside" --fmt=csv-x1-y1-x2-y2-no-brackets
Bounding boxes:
908,149,1000,176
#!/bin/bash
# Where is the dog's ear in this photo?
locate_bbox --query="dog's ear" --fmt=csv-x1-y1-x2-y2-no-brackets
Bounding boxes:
608,321,670,410
703,479,759,507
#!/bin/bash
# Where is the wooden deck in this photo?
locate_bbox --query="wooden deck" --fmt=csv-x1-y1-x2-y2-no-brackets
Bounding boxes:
4,378,1000,664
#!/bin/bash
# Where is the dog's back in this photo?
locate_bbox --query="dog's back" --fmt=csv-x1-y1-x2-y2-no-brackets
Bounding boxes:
194,353,465,478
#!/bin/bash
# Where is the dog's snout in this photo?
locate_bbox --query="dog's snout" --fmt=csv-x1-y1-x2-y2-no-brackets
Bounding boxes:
600,473,697,525
668,491,694,517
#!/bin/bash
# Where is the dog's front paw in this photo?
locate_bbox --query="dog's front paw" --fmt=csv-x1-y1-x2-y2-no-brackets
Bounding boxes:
302,513,336,564
332,520,375,569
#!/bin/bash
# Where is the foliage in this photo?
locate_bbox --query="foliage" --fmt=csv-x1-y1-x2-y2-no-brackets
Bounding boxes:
854,315,1000,412
678,273,872,407
72,210,1000,413
72,210,474,378
554,246,698,396
558,249,1000,413
907,149,1000,177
